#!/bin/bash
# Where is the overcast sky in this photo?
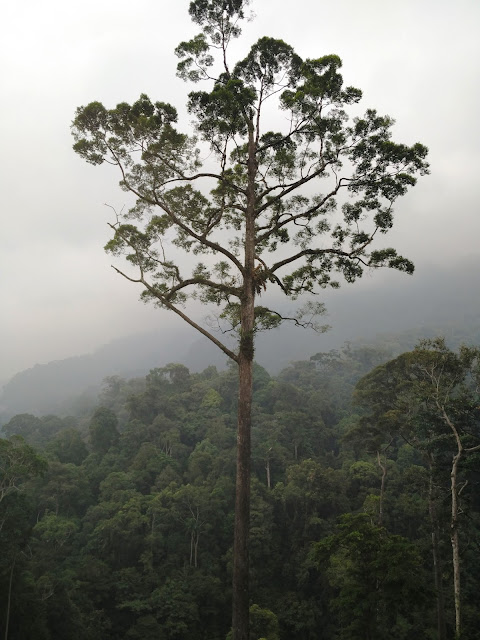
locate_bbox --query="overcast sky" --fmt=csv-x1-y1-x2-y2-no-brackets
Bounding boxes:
1,0,479,383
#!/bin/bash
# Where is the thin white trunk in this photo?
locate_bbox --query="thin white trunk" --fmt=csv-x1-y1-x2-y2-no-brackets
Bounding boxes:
438,403,462,640
451,449,461,640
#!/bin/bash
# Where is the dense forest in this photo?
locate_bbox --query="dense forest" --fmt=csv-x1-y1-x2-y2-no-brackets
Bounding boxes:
1,339,479,639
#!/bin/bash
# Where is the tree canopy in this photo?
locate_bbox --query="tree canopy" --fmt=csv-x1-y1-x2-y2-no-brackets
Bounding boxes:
72,1,428,349
2,339,480,639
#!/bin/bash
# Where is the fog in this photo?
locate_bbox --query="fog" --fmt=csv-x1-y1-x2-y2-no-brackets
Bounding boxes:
1,0,479,384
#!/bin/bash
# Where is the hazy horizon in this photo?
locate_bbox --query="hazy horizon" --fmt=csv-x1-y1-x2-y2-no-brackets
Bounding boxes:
1,0,479,383
2,255,478,387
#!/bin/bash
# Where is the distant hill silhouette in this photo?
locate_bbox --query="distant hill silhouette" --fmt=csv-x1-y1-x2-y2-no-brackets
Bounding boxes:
0,327,226,419
1,257,479,421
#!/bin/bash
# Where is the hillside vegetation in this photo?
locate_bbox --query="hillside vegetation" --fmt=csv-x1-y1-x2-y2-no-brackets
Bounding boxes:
1,342,479,639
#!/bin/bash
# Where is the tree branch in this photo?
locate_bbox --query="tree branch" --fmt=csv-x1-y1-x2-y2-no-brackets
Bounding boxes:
111,266,239,363
269,247,351,274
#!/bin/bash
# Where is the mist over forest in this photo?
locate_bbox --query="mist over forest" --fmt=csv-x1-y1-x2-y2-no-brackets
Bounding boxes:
1,325,480,638
2,256,478,638
2,257,478,421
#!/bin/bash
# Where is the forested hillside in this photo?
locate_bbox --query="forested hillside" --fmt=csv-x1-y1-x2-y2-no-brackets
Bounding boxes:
1,342,478,639
3,318,479,422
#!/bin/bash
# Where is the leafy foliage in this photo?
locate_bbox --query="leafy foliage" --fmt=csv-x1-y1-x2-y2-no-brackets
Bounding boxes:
2,339,479,638
72,2,428,354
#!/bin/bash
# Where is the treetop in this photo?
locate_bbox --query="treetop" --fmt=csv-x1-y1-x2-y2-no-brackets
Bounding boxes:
72,0,429,353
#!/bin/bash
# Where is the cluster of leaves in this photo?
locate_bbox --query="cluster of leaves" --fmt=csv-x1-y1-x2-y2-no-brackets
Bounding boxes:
1,342,479,639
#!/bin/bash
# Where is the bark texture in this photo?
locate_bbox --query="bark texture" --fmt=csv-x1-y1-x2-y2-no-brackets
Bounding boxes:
232,120,257,640
451,449,462,640
232,348,253,640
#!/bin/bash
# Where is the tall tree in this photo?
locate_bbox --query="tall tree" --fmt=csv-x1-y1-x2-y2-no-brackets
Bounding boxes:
407,341,480,640
355,339,480,639
71,1,428,636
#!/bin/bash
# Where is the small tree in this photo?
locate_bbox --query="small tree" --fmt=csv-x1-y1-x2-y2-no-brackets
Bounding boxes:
88,407,120,455
71,1,429,637
314,513,427,639
0,435,47,504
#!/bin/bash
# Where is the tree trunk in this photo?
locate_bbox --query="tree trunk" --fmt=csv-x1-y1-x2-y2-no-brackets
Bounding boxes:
266,457,271,490
232,347,253,640
232,118,256,640
451,448,462,640
439,404,463,640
